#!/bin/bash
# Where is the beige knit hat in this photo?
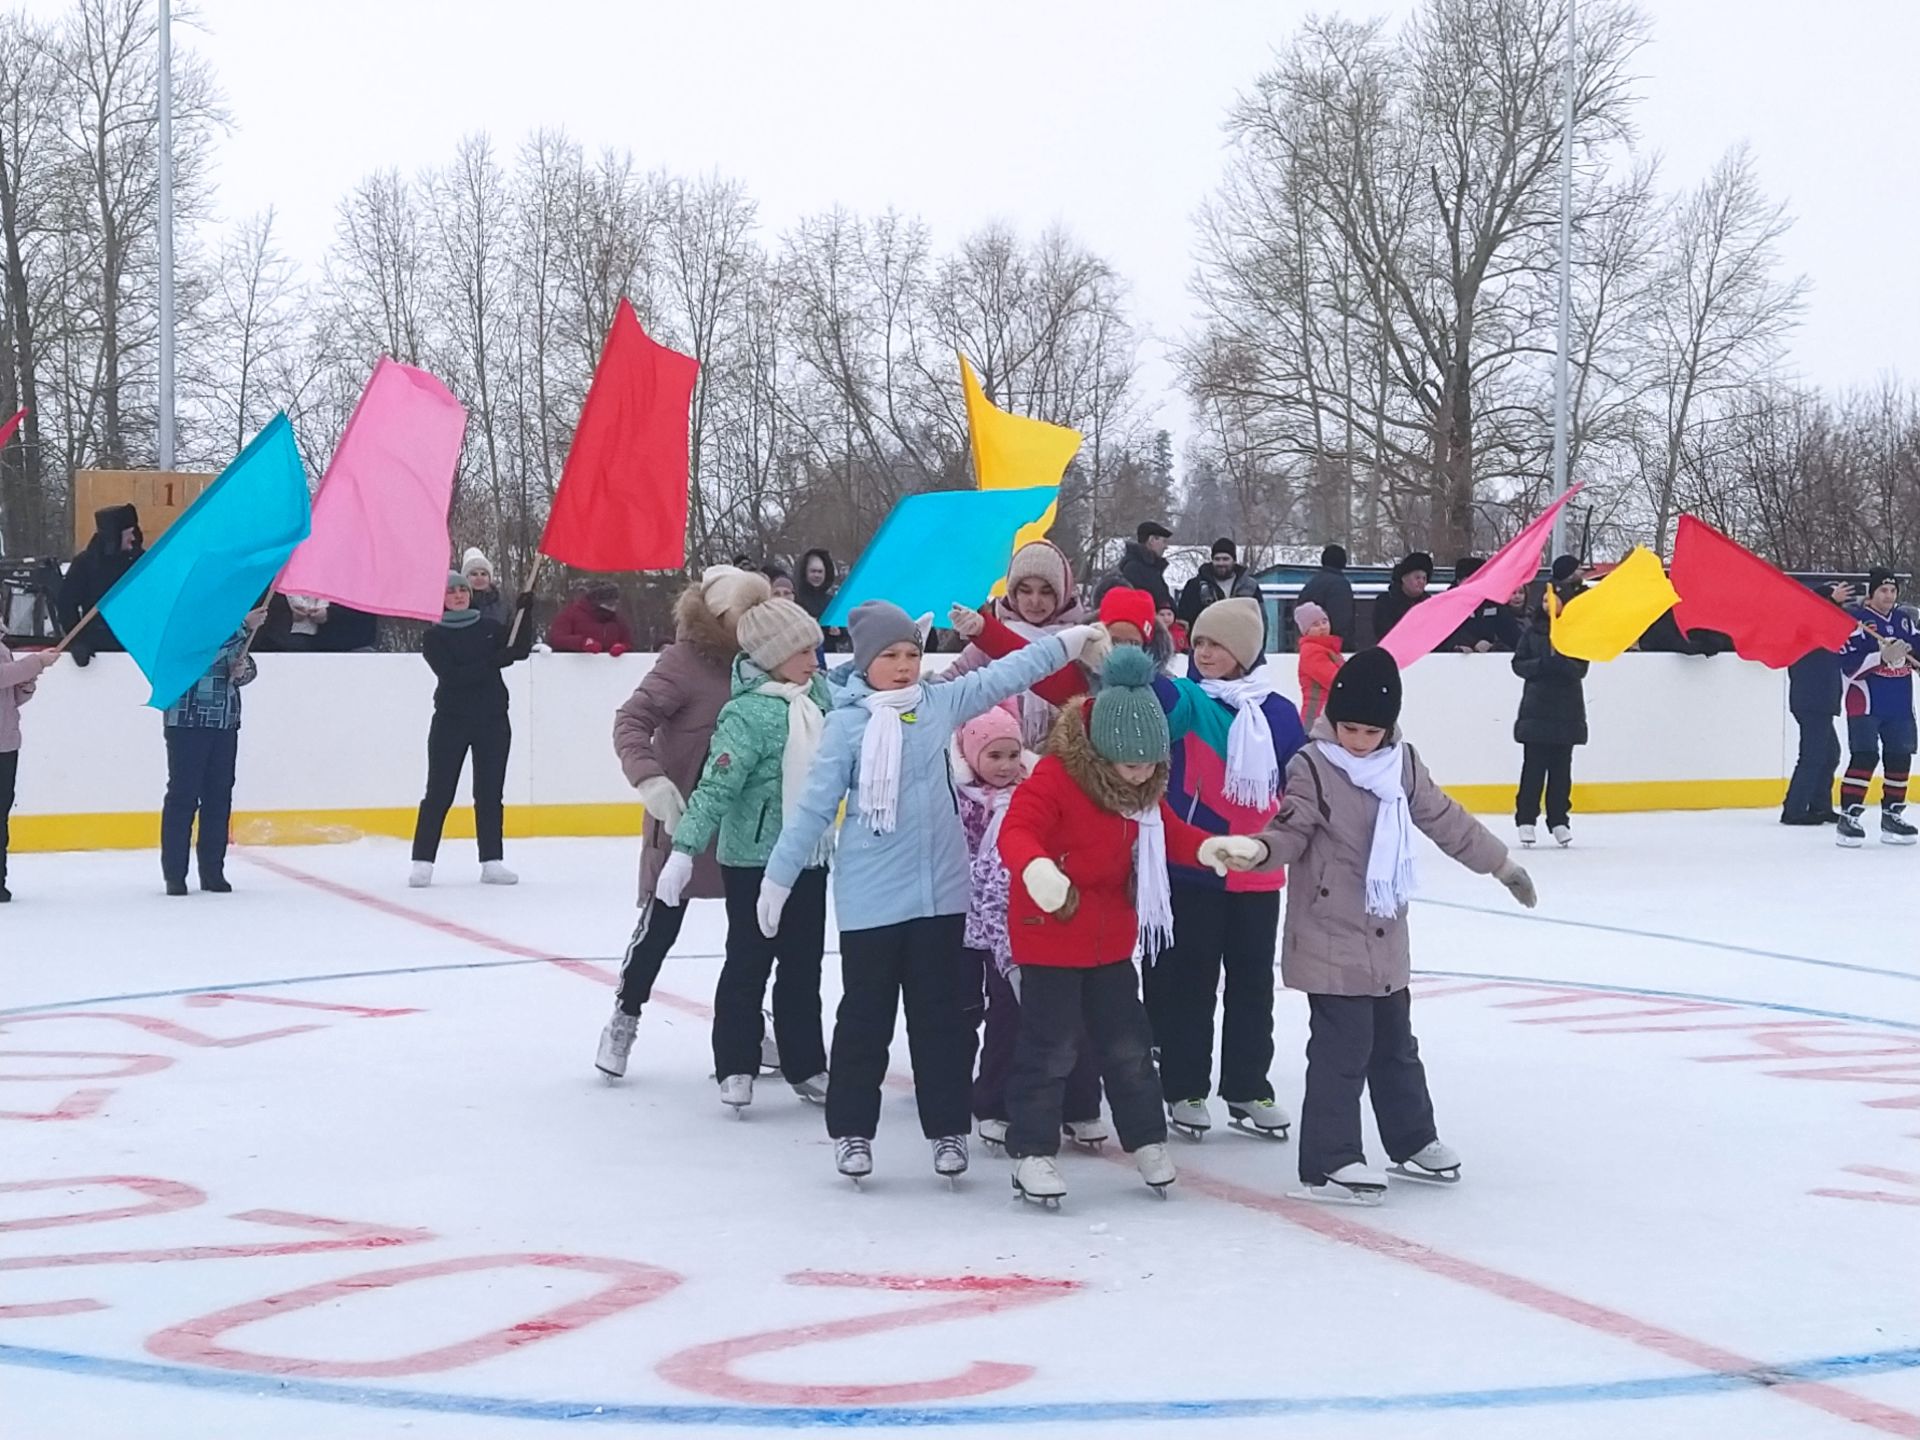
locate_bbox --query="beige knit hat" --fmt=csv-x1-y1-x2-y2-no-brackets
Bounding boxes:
699,564,772,622
736,597,823,673
1192,596,1265,672
1004,540,1073,610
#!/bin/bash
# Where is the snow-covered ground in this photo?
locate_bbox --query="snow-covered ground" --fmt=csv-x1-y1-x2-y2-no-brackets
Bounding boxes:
4,813,1918,1439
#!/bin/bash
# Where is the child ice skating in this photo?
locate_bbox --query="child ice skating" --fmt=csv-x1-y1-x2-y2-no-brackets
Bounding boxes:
1838,567,1917,847
1211,648,1537,1204
1511,562,1589,848
761,599,1102,1183
0,629,60,903
997,648,1216,1205
653,594,834,1111
942,540,1105,746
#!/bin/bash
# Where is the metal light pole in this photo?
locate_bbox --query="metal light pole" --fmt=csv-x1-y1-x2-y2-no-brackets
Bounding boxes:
1550,0,1576,560
157,0,175,470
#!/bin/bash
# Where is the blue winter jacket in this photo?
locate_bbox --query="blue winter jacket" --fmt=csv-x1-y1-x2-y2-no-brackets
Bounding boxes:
765,637,1070,933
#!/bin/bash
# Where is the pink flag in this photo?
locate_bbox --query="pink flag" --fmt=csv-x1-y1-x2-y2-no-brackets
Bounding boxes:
277,359,468,621
1379,485,1583,667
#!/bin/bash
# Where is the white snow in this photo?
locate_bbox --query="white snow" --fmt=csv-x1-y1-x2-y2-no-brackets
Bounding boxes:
4,812,1918,1438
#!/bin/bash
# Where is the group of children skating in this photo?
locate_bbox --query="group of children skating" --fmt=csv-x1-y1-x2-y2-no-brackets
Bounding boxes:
592,543,1539,1208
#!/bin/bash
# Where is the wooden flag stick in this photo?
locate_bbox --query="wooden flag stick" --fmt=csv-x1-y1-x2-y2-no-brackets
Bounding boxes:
49,603,102,657
506,552,545,647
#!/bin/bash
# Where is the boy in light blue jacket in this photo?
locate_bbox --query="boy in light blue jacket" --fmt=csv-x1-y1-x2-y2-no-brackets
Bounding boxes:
760,599,1100,1183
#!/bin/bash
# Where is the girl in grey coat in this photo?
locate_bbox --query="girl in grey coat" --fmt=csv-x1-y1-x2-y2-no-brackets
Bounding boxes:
1202,648,1536,1203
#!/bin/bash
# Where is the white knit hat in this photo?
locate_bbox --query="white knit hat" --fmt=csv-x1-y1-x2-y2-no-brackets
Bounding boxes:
699,564,772,622
461,547,496,581
736,597,822,672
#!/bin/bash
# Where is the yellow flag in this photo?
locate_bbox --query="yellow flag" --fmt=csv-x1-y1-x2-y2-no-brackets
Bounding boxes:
960,353,1080,591
1550,546,1680,663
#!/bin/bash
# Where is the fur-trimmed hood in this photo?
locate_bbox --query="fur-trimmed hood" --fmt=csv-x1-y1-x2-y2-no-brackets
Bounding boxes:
1047,696,1168,816
673,582,741,665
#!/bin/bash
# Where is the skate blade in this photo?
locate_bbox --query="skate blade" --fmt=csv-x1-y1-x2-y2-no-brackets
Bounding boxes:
1013,1184,1065,1210
1881,835,1918,846
594,1066,624,1082
1227,1117,1291,1141
1067,1137,1108,1151
1144,1181,1175,1199
1388,1163,1461,1185
722,1103,750,1119
1169,1124,1209,1142
1838,835,1865,848
1291,1182,1384,1207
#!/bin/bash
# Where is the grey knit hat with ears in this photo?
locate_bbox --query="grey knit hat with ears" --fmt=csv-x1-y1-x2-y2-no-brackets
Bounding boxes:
849,599,922,676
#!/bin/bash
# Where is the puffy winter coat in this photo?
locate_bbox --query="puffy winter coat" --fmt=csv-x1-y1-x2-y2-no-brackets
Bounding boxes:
765,636,1069,933
58,505,143,662
1511,619,1590,746
1,640,43,753
1176,565,1263,627
548,597,633,654
423,605,533,717
997,698,1206,968
613,585,737,903
1370,585,1427,642
1118,540,1174,613
1295,567,1355,645
1154,674,1306,893
1249,719,1509,995
1296,635,1344,726
672,657,831,869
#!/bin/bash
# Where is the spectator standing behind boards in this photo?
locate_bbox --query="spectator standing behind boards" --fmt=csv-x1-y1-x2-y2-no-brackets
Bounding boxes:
1120,522,1176,614
1176,538,1263,628
1294,601,1343,726
1370,552,1433,641
1441,557,1520,653
548,582,634,655
1296,545,1356,645
794,548,845,651
1781,582,1852,827
160,609,267,898
0,626,61,902
58,505,144,665
461,548,508,624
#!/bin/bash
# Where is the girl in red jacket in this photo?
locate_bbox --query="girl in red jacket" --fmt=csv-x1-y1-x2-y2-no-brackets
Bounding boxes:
996,647,1224,1206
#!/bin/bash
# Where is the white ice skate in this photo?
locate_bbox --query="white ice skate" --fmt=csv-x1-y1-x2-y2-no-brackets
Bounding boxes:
1134,1142,1177,1196
1226,1098,1292,1140
1012,1155,1066,1208
1551,825,1572,848
836,1137,873,1181
758,1010,781,1074
1517,824,1536,847
790,1072,829,1105
1063,1117,1111,1150
1390,1140,1462,1184
1168,1098,1212,1140
594,1009,637,1079
978,1118,1009,1153
1883,804,1918,846
1838,804,1868,848
932,1135,969,1182
1295,1162,1389,1206
407,861,433,889
480,860,519,886
718,1073,753,1115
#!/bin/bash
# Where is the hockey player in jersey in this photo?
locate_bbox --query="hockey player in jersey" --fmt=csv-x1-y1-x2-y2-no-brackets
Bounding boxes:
1837,568,1918,848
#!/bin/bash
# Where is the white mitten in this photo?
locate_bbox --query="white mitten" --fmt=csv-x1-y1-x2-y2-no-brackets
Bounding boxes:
1198,835,1266,877
757,880,792,938
1495,859,1537,909
1054,624,1103,662
1078,623,1114,673
948,603,985,638
1022,858,1073,913
654,850,694,908
635,776,686,835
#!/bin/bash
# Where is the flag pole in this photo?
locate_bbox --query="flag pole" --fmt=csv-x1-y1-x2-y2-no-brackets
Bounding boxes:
50,604,103,657
157,0,176,470
506,553,545,647
1549,0,1576,561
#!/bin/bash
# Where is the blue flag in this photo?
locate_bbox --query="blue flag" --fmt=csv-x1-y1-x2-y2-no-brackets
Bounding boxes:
821,487,1059,627
101,415,312,709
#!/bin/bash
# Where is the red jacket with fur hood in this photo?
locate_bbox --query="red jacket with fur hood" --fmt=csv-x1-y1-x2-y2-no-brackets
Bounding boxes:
998,698,1207,968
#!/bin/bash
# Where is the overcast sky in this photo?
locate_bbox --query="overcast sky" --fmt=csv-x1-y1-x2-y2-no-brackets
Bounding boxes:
26,0,1920,447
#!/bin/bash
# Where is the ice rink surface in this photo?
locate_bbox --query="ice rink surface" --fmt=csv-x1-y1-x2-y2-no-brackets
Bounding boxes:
4,812,1918,1439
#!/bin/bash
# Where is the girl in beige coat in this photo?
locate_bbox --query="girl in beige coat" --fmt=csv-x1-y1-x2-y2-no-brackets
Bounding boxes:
1201,648,1536,1203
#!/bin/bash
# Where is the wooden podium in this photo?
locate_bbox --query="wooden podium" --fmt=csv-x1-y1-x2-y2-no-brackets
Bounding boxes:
72,469,215,550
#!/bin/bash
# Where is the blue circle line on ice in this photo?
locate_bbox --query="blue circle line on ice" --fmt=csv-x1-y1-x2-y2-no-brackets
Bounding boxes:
3,1340,1918,1427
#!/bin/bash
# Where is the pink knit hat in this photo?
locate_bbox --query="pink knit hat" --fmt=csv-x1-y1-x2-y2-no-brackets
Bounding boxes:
957,703,1022,776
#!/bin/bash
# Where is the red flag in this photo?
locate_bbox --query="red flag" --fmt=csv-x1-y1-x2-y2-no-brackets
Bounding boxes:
0,406,25,451
539,299,698,572
1669,515,1853,668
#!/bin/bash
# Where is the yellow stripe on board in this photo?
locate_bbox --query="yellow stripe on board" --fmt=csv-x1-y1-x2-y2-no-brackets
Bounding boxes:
12,776,1882,854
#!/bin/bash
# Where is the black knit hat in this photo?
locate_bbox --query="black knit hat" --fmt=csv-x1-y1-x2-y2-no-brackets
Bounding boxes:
1551,553,1580,583
1324,647,1402,731
1321,544,1348,570
1867,567,1901,596
1453,555,1485,584
1211,537,1236,560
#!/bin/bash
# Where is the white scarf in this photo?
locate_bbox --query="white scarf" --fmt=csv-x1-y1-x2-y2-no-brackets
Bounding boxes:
1130,804,1175,961
857,683,924,834
1200,665,1281,807
960,780,1015,857
1314,740,1415,918
756,675,830,865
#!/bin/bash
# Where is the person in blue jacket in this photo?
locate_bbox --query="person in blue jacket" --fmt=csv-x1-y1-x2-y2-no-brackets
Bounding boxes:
1781,581,1852,826
760,599,1101,1184
1837,568,1917,847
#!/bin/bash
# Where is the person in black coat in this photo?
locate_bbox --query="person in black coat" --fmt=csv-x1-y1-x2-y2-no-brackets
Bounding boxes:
1511,579,1589,845
1781,581,1853,826
1176,537,1263,625
409,571,534,887
1442,557,1524,653
795,547,845,652
57,504,144,664
1119,521,1175,613
1295,544,1356,644
1371,551,1433,640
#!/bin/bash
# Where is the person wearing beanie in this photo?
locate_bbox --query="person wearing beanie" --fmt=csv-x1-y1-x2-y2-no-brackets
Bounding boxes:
1206,645,1536,1202
1836,568,1917,847
1371,552,1433,642
1440,556,1522,654
1294,600,1343,727
0,622,62,902
1176,536,1263,629
548,582,636,655
460,547,508,624
1296,543,1356,645
1511,580,1590,849
597,565,770,1080
1141,595,1306,1140
409,572,536,891
760,597,1104,1183
1120,522,1176,613
940,540,1096,749
995,647,1215,1205
653,594,833,1111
